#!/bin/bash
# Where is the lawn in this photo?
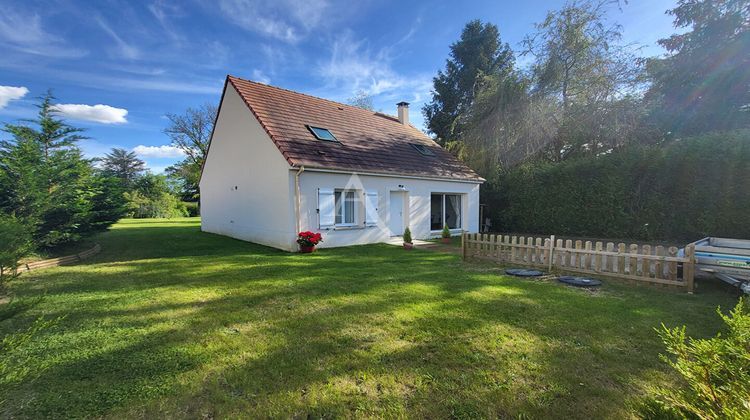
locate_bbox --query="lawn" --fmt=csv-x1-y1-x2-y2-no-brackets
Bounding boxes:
0,218,737,418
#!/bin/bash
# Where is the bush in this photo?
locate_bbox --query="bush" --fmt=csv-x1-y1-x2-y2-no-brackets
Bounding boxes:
124,174,188,219
124,191,188,219
0,216,32,284
183,201,200,217
489,130,750,240
646,299,750,418
442,224,451,239
403,227,412,244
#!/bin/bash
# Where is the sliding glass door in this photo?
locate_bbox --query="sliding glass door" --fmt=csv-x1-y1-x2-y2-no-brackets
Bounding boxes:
430,193,462,231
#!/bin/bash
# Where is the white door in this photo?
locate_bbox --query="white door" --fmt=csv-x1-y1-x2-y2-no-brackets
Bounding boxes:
389,191,404,236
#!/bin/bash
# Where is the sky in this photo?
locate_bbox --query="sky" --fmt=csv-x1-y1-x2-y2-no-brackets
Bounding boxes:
0,0,680,173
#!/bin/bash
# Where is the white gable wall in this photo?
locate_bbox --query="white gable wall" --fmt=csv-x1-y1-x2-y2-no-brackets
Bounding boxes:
296,170,480,248
199,84,296,250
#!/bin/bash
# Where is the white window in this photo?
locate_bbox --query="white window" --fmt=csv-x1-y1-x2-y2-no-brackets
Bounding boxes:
318,189,378,229
431,193,462,230
335,190,356,225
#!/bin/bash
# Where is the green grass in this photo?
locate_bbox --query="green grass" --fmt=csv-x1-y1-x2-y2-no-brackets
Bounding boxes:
426,236,463,248
0,218,738,418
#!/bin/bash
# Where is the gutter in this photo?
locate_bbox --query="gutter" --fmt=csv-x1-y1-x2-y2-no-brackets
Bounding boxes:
288,166,484,184
294,166,305,233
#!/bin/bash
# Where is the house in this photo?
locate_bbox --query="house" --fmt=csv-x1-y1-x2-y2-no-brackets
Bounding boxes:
199,75,484,251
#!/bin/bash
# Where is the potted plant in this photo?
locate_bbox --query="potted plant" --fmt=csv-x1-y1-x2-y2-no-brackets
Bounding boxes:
403,227,413,250
297,231,322,253
441,224,452,244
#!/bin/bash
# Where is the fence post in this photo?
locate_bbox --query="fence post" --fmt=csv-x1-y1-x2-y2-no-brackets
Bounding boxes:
684,243,695,294
461,232,467,261
548,235,555,272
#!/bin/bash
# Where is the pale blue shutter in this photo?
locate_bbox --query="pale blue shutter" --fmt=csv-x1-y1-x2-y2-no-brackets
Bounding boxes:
365,190,378,226
318,188,335,228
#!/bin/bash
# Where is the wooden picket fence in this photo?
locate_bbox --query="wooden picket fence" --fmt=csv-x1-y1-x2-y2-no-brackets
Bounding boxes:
462,233,695,292
17,243,102,274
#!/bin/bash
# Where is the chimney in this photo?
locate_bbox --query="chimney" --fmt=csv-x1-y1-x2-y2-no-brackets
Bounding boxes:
397,101,410,125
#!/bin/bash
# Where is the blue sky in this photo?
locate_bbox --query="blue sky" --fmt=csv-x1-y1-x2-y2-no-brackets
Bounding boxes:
0,0,679,173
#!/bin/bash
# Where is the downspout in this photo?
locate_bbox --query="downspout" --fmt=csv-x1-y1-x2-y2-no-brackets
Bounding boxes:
294,166,305,234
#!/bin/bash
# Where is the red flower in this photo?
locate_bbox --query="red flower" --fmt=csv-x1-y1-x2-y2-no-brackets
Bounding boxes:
297,231,323,246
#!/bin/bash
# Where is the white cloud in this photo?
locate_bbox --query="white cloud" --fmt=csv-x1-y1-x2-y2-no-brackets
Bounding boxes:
0,86,29,109
109,77,223,94
95,16,140,60
51,104,129,124
317,31,433,100
217,0,330,43
148,0,185,42
252,69,271,84
0,9,87,58
47,69,223,95
132,145,186,159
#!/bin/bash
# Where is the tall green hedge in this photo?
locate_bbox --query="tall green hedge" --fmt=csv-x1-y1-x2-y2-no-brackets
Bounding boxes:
487,130,750,241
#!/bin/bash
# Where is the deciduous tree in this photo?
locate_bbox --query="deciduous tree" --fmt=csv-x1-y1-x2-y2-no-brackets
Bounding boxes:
646,0,750,135
520,0,643,161
164,103,217,166
346,90,374,111
163,103,217,200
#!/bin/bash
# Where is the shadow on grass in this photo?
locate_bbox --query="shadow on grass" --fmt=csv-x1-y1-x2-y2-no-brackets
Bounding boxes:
2,221,738,418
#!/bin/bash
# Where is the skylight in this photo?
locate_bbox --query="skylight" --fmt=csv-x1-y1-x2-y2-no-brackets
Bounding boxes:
411,143,435,156
307,125,337,142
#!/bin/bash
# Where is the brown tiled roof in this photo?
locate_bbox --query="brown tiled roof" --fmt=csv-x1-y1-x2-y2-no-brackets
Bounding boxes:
225,75,483,182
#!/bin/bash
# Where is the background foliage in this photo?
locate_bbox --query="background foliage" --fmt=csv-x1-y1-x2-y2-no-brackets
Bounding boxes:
486,131,750,240
424,1,750,242
0,94,126,250
123,174,188,219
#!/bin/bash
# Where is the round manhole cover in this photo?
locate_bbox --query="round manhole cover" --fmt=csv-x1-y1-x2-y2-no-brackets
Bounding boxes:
505,268,545,277
558,276,602,287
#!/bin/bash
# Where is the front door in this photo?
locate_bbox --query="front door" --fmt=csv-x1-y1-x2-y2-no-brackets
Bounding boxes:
389,191,405,236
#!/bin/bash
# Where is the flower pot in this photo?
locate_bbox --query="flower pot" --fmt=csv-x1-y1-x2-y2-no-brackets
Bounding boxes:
403,242,414,250
441,238,451,244
299,245,315,253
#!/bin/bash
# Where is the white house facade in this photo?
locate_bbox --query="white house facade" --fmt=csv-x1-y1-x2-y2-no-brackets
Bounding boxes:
200,75,483,251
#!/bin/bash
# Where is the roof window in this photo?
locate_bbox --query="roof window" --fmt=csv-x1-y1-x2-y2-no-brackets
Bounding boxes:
307,125,337,142
410,143,435,156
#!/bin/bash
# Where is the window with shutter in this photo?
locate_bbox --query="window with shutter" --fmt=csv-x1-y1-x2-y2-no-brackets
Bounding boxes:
334,190,356,225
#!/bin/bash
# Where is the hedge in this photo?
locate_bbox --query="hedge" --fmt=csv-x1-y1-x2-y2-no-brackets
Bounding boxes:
486,130,750,241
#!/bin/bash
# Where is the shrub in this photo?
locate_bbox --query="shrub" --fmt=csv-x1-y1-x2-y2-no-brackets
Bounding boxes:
403,227,412,244
442,224,451,238
123,174,188,219
489,130,750,240
646,299,750,418
183,201,200,217
0,216,32,284
124,191,188,219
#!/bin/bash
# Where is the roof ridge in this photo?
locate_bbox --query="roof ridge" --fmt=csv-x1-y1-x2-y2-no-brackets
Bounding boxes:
227,74,397,118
